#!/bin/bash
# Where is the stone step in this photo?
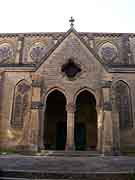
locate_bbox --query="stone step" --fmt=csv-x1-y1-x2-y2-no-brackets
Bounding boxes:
0,178,30,180
0,178,66,180
0,170,133,180
40,150,100,157
0,179,67,180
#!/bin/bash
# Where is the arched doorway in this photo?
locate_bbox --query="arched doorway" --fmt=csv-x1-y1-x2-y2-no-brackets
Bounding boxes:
75,90,97,150
44,90,67,150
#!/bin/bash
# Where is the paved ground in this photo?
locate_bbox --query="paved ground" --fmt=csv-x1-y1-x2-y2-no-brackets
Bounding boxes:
0,155,135,173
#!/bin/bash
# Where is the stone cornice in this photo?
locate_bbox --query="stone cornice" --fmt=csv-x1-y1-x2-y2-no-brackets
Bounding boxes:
0,63,35,72
0,31,135,39
108,64,135,73
0,32,65,38
1,64,135,73
0,32,135,38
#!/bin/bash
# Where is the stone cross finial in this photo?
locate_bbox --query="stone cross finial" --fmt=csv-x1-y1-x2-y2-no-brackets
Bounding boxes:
69,17,75,28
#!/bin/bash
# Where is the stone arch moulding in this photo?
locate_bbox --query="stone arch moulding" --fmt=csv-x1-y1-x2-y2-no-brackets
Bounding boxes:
46,87,66,99
96,40,119,50
111,79,130,88
73,87,103,152
73,87,98,106
14,79,31,88
39,87,67,150
42,87,67,108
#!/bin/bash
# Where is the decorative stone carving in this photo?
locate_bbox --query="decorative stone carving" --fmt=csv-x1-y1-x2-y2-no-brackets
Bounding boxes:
98,42,117,62
0,43,13,63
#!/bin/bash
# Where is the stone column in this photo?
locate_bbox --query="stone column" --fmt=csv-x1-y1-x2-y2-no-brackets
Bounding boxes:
111,87,120,155
16,35,24,64
29,75,42,151
97,107,104,152
0,72,6,148
38,105,46,151
102,87,113,155
66,103,75,151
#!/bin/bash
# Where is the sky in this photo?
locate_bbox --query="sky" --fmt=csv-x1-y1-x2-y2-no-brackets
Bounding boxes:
0,0,135,33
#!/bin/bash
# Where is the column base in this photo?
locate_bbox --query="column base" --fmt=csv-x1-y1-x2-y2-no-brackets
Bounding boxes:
38,143,44,152
112,147,121,156
65,144,75,151
26,144,38,152
102,145,113,155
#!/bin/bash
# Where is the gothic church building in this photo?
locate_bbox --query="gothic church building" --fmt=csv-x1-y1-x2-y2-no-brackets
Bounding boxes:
0,24,135,154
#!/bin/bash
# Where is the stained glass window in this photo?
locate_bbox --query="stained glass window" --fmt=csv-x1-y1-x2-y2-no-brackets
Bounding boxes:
11,80,30,129
115,81,133,129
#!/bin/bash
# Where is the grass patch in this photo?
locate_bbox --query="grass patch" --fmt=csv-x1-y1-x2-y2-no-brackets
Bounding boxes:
0,148,17,155
121,146,135,156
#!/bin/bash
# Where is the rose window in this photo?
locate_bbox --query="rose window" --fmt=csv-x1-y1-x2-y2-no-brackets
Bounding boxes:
0,43,13,62
30,43,47,61
98,42,117,62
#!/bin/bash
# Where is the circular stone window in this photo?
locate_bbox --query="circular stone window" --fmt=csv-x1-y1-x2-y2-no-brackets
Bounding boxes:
0,43,13,63
61,59,81,78
98,42,117,62
30,42,47,62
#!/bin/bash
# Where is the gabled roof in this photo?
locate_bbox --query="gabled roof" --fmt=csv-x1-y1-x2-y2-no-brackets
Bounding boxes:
34,27,108,72
1,28,135,73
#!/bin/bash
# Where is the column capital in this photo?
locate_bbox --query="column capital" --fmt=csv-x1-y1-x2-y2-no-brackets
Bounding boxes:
100,80,112,88
66,103,76,113
32,80,42,88
103,101,112,111
31,101,43,109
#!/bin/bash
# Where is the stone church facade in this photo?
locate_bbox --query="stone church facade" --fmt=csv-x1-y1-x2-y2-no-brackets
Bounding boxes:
0,26,135,155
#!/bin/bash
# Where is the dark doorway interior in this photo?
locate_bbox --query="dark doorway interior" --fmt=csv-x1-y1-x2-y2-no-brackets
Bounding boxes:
44,90,67,150
75,90,97,150
75,123,86,150
56,122,67,150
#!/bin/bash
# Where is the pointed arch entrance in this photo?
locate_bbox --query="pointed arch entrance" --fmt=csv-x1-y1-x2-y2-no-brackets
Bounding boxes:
44,90,67,150
75,90,97,150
